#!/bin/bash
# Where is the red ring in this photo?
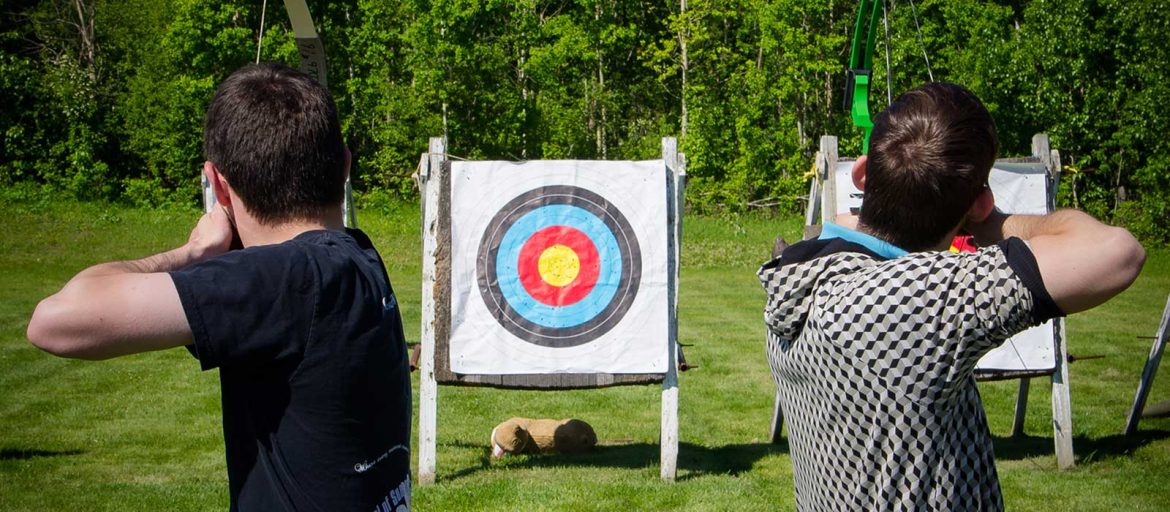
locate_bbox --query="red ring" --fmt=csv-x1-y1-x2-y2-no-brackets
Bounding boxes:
516,226,600,306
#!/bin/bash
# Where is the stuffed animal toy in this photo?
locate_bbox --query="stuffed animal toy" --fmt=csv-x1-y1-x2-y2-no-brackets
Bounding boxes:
490,417,597,459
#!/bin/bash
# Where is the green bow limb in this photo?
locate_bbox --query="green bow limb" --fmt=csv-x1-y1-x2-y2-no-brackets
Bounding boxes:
845,0,881,154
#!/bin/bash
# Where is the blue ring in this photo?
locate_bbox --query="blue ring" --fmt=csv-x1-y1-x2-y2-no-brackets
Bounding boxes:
495,205,621,328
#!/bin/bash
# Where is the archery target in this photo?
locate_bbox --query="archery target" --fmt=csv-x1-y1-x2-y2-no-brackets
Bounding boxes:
478,185,641,347
448,160,670,375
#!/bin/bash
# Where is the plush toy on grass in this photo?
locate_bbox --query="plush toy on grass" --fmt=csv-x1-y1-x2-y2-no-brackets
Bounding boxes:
490,417,597,459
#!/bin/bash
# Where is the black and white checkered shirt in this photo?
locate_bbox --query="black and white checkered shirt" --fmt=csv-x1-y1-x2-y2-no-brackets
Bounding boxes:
759,232,1061,511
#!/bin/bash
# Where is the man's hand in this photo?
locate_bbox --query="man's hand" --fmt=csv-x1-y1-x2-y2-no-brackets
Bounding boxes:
962,207,1009,247
186,206,236,262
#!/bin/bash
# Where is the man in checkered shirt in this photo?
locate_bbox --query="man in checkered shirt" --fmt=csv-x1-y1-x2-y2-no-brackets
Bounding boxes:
759,83,1145,510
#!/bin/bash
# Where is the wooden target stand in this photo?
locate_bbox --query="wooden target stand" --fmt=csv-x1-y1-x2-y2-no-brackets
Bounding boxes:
417,137,686,484
1125,294,1170,435
770,134,1076,469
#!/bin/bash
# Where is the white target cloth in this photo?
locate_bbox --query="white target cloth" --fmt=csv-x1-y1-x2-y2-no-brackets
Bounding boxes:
448,160,670,374
831,160,1057,372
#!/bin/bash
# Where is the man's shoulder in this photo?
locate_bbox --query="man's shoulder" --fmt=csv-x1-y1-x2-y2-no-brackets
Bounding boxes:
784,243,1023,305
846,244,1015,291
223,229,378,272
771,237,882,266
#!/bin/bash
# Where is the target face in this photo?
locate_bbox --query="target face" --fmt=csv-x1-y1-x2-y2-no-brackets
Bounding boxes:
478,185,641,348
448,159,669,375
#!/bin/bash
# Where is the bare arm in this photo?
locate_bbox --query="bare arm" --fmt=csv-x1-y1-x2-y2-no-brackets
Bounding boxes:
27,208,235,359
966,208,1146,315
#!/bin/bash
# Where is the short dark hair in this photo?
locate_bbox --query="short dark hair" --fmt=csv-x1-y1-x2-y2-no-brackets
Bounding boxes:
859,82,998,251
203,63,345,225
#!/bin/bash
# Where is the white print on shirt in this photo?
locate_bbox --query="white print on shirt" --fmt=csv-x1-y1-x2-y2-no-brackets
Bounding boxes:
354,444,408,474
372,475,411,512
382,293,398,314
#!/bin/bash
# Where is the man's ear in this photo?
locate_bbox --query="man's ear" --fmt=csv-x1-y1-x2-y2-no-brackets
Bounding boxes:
966,186,996,224
851,155,868,191
204,162,233,210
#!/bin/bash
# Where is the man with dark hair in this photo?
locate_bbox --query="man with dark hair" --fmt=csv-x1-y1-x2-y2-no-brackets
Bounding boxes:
759,82,1145,510
28,63,412,511
860,83,999,251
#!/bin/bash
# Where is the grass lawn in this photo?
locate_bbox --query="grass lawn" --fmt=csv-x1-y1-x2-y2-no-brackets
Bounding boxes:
1,192,1168,510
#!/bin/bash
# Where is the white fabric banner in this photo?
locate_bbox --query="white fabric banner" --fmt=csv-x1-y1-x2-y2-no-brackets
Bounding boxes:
448,160,670,374
832,160,1057,372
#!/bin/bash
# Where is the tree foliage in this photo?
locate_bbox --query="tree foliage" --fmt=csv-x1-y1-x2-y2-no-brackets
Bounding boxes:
0,0,1166,242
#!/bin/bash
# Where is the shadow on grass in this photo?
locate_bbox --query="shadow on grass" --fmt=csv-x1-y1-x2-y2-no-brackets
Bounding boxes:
436,439,788,482
437,428,1170,482
0,448,83,460
992,429,1170,463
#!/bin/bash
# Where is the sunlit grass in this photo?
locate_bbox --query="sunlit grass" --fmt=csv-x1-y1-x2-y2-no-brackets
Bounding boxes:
1,192,1167,510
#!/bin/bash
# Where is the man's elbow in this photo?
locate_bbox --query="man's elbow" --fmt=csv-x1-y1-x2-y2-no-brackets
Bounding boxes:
27,298,103,360
1106,226,1146,289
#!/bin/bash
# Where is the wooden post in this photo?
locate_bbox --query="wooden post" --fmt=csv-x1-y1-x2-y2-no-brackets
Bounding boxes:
819,136,839,225
1011,378,1030,437
804,164,821,229
1125,295,1170,435
1032,134,1058,212
418,137,446,485
1033,134,1074,469
1051,318,1074,469
660,137,682,482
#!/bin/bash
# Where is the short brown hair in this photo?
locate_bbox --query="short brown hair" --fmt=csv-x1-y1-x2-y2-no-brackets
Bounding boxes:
203,63,345,225
859,82,997,251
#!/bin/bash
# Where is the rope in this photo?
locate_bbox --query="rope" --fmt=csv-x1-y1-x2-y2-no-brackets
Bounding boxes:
255,0,268,64
907,0,934,82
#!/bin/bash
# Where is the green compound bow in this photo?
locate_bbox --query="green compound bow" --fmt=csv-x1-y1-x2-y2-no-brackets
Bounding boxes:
844,0,882,154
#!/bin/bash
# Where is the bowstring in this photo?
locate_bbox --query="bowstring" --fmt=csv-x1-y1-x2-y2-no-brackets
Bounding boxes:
886,1,1030,373
882,0,892,103
255,0,268,64
907,0,934,82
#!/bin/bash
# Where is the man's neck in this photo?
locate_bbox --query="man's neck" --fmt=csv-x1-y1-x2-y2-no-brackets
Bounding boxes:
854,221,959,253
237,212,346,248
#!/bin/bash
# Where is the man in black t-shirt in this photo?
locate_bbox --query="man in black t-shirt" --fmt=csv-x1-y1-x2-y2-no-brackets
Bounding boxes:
28,63,411,511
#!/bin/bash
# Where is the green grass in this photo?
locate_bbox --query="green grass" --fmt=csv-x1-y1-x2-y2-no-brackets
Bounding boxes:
1,193,1167,510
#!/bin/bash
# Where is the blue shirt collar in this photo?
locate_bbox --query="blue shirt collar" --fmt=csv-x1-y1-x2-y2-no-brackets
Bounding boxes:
818,222,908,259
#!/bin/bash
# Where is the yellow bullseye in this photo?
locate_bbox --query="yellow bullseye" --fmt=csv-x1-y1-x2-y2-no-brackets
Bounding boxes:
537,245,580,287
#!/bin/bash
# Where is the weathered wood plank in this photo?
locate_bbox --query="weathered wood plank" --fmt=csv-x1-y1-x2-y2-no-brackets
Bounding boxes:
418,137,446,486
1126,295,1170,435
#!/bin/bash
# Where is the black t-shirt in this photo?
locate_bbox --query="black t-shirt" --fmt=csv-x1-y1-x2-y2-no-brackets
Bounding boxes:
170,229,411,511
